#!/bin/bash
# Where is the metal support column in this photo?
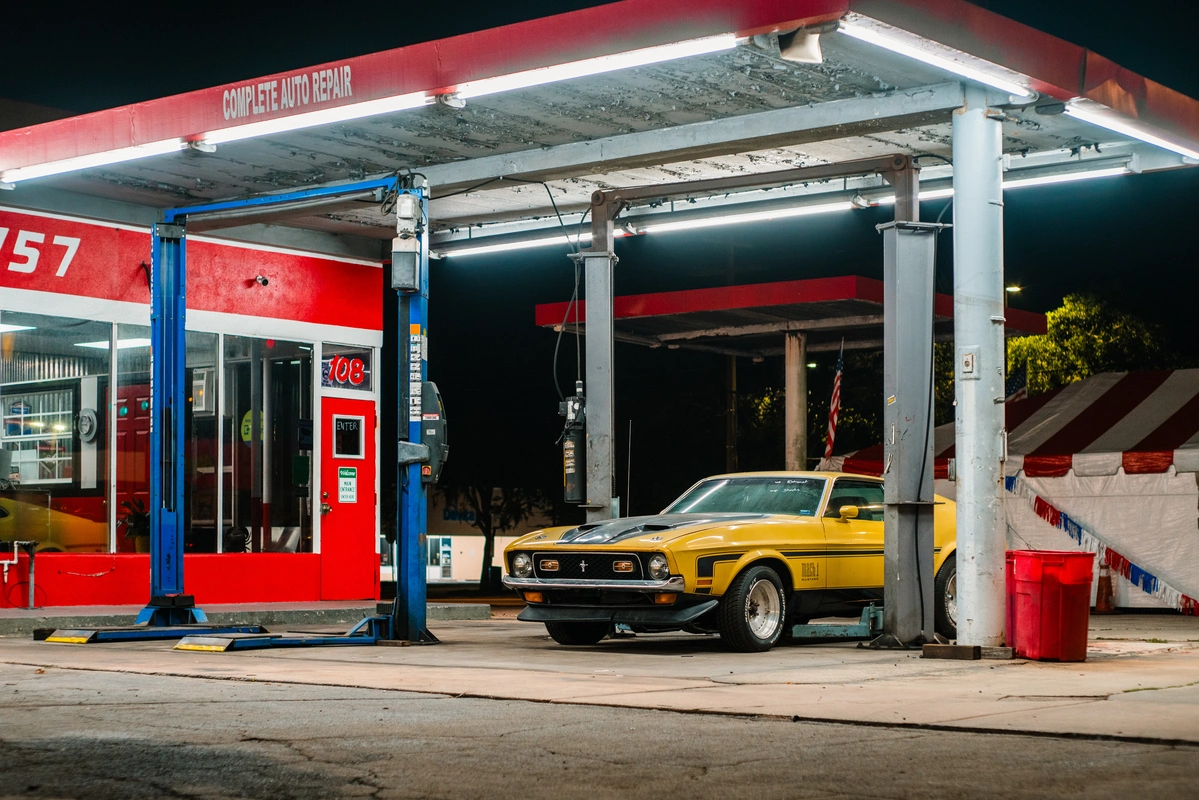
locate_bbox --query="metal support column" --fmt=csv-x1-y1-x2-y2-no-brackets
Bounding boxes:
878,220,940,645
584,199,618,521
784,332,807,470
138,222,206,625
394,184,436,642
952,85,1007,647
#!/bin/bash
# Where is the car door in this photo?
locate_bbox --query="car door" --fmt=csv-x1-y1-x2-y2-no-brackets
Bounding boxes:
822,478,885,589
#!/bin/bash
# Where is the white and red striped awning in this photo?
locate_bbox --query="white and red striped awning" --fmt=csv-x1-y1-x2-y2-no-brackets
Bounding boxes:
839,369,1199,478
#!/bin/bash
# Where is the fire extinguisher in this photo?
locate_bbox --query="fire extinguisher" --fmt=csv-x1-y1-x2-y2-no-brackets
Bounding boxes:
559,381,586,504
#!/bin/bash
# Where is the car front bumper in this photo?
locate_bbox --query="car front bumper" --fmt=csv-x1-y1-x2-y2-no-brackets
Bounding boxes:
502,575,685,592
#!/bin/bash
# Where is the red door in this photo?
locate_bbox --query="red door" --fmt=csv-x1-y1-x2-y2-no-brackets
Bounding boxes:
320,397,377,600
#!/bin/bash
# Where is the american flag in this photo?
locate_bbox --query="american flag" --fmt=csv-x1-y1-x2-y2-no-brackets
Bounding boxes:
823,340,844,459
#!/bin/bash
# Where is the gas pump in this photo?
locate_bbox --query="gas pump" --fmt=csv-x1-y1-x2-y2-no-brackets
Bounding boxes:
559,381,585,504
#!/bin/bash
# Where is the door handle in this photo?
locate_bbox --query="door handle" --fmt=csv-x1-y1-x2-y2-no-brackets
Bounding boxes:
320,503,332,515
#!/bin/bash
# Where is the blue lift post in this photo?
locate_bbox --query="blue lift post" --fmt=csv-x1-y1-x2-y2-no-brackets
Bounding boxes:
49,177,436,646
391,184,436,644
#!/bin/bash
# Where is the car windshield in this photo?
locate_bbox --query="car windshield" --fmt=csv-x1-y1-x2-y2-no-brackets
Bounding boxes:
664,477,827,516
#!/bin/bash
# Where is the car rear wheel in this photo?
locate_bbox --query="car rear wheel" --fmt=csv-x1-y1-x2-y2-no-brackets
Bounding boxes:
544,620,609,646
935,553,957,640
717,565,786,652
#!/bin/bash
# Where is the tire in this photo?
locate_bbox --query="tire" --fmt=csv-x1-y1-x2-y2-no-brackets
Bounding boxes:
544,620,610,646
934,553,958,641
717,565,787,652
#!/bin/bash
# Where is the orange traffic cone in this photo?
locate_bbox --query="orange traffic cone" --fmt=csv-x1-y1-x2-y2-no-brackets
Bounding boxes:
1094,562,1116,614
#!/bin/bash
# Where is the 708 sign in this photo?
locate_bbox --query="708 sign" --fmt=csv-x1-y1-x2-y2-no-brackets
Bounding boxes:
0,227,81,276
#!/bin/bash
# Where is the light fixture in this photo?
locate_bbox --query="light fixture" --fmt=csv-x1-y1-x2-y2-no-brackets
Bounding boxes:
806,362,817,368
443,164,1130,255
0,323,35,333
440,229,631,258
838,20,1032,98
1005,285,1021,293
75,338,152,350
635,200,855,234
1002,166,1127,189
454,34,736,99
1063,103,1199,160
202,92,433,145
0,139,189,184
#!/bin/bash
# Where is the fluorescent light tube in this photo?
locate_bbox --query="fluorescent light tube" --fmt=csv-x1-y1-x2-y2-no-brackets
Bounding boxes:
1002,166,1127,189
202,92,433,145
1063,104,1199,160
0,323,35,333
636,201,855,233
0,139,188,184
839,21,1032,98
76,338,152,350
455,34,737,100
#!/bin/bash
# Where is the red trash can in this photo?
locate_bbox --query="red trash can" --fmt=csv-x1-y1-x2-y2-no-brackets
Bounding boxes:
1008,550,1095,662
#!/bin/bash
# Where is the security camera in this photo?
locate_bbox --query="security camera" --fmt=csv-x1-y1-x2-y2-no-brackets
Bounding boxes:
255,275,269,286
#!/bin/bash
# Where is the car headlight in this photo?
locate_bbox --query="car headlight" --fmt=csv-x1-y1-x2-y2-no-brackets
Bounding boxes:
512,553,533,578
647,554,670,581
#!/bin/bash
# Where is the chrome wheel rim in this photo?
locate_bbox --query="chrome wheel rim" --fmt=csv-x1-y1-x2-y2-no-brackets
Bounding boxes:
745,579,782,639
945,571,958,628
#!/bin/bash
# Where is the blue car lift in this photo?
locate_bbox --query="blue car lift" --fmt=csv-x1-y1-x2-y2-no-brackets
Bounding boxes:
48,176,435,648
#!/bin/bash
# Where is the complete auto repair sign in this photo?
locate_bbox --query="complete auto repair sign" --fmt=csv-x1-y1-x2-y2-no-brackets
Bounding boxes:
0,207,383,330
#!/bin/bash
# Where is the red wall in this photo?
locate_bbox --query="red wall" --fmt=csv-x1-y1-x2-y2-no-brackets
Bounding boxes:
0,208,383,609
0,553,366,609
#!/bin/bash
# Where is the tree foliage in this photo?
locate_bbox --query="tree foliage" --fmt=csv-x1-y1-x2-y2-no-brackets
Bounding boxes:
1007,294,1165,394
436,484,551,590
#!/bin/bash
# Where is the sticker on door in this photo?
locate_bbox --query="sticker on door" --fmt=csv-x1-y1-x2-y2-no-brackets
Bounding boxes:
338,466,357,503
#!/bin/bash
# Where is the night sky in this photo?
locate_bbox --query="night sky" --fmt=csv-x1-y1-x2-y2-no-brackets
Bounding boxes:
4,1,1197,515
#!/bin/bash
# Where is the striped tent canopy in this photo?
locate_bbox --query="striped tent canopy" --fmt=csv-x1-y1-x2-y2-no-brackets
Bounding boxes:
837,370,1199,478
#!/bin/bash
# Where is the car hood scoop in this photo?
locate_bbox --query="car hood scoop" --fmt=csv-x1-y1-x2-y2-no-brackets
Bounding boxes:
555,513,767,545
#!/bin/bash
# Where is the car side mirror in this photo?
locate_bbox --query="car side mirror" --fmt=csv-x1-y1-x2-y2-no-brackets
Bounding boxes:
838,505,859,521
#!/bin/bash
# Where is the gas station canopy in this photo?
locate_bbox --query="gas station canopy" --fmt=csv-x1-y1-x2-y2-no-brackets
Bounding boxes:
2,0,1198,258
535,276,1047,359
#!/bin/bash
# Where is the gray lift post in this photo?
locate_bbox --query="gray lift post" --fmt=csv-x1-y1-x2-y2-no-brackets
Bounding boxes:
875,163,941,646
584,194,620,521
952,85,1008,647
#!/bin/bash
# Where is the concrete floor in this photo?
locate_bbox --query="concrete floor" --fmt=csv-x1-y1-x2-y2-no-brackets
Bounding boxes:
3,664,1197,800
2,614,1197,798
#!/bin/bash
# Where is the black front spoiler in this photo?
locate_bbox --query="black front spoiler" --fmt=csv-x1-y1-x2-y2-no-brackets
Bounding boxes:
517,599,718,626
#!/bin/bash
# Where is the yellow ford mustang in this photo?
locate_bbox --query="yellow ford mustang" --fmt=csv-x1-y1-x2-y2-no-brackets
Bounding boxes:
504,472,957,652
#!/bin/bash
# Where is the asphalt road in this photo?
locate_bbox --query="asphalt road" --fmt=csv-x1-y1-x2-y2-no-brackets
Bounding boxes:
2,663,1195,799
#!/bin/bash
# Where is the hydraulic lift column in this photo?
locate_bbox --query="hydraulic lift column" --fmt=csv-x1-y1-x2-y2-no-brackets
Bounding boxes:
952,85,1007,647
392,180,438,642
583,197,619,521
139,222,206,625
877,162,939,646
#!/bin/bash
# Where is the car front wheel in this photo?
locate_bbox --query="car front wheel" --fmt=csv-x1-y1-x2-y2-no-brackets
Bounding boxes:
717,565,787,652
544,620,609,646
935,553,957,640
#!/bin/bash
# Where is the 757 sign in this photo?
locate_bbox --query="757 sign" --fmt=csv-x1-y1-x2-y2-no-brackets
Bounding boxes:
1,226,81,276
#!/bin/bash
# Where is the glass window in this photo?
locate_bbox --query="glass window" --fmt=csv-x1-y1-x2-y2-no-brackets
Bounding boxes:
824,479,885,521
223,336,313,554
114,324,152,553
186,332,218,553
664,476,826,516
1,312,111,553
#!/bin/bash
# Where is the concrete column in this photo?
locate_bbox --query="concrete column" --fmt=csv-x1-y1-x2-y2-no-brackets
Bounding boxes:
784,332,807,470
952,85,1007,647
585,207,617,521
